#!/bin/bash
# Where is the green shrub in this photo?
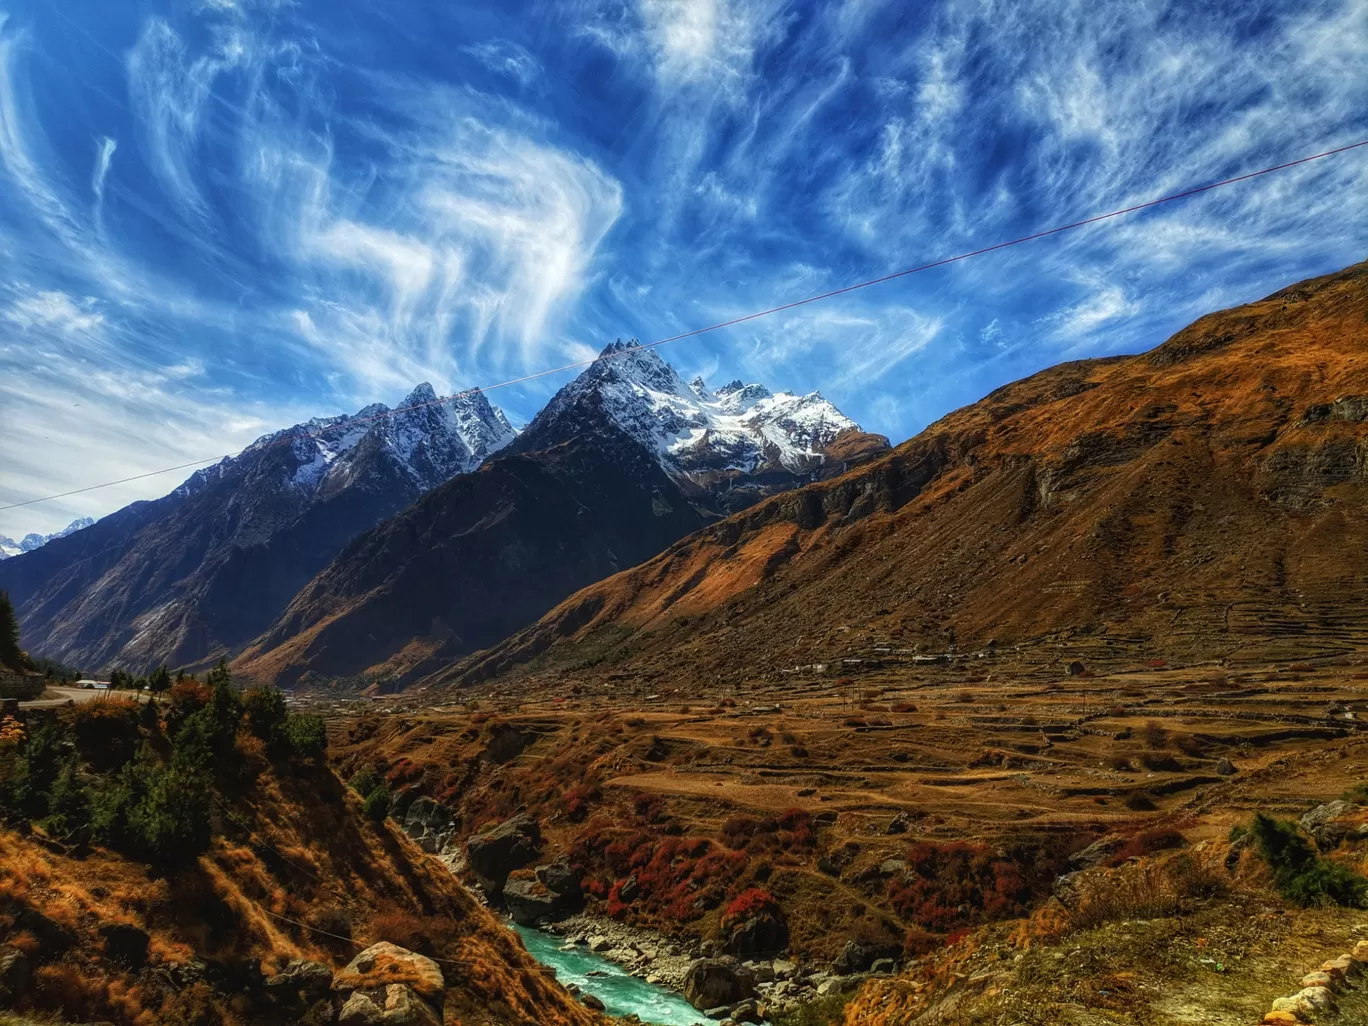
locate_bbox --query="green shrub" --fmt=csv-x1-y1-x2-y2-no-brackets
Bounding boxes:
1250,812,1368,907
350,764,383,799
285,714,327,761
13,722,63,817
41,754,91,843
69,698,142,771
91,755,211,867
363,785,391,823
243,687,288,746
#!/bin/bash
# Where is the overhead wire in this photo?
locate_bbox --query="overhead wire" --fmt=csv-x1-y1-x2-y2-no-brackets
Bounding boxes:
3,136,1365,514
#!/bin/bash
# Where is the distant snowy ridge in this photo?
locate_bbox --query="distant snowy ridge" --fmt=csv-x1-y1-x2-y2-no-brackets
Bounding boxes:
0,517,96,560
547,339,859,478
178,383,516,500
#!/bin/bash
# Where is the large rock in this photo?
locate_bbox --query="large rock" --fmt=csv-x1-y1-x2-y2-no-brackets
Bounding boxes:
725,912,788,957
333,942,444,1026
402,798,460,855
13,907,75,960
536,859,583,904
834,939,900,974
504,878,571,926
338,985,442,1026
266,959,334,1002
683,959,754,1011
1069,835,1125,870
465,815,542,895
1301,800,1356,851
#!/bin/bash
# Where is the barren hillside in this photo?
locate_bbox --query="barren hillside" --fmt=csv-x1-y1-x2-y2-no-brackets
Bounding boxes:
441,261,1368,693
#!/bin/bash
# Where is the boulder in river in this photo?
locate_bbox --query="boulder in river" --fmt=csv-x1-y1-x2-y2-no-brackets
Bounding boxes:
683,958,755,1011
465,814,542,895
504,876,580,925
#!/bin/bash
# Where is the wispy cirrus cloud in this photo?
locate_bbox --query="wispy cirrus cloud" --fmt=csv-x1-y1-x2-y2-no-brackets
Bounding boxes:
0,0,1366,540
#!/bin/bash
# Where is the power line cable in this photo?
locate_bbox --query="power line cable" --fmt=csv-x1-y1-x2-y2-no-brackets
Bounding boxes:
3,136,1365,515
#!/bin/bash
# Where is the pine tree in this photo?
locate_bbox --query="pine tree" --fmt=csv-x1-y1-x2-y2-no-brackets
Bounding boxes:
0,591,23,672
148,664,171,695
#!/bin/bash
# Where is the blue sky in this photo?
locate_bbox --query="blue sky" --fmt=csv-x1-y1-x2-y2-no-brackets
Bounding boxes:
0,0,1365,537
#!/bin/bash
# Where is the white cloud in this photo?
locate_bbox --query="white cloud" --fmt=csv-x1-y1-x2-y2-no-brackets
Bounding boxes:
1046,284,1142,340
463,40,542,87
4,288,104,335
91,135,116,199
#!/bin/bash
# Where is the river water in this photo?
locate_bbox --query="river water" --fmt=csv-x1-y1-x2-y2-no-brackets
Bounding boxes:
511,923,709,1025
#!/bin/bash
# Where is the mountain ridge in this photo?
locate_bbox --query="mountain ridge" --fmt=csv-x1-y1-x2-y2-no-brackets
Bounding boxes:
0,517,96,560
429,260,1368,693
0,384,516,671
234,341,885,687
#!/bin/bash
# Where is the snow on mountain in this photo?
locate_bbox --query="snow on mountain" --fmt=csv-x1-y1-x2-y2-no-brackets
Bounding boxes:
545,339,859,478
197,384,516,497
0,517,96,560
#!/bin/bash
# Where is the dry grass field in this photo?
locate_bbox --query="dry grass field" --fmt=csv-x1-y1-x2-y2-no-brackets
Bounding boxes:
335,647,1368,1023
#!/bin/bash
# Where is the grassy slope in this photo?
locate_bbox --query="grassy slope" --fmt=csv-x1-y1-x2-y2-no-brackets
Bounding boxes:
0,741,597,1026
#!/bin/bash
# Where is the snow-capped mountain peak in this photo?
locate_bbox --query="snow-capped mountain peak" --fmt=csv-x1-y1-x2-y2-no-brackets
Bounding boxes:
200,385,517,495
541,338,861,478
0,517,96,560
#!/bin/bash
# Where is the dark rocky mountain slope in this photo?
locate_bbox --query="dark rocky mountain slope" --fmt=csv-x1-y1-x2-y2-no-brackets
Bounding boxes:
0,385,514,671
236,342,884,688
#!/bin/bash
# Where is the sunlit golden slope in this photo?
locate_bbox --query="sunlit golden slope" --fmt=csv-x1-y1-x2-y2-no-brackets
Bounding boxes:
439,261,1368,690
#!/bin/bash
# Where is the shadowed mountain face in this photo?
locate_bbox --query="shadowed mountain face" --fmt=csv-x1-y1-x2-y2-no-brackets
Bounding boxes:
0,386,515,672
235,343,884,688
435,262,1368,692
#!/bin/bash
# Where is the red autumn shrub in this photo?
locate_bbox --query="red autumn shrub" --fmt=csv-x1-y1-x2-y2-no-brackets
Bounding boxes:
1111,828,1185,864
571,826,749,924
722,887,778,925
886,841,1033,932
564,784,598,822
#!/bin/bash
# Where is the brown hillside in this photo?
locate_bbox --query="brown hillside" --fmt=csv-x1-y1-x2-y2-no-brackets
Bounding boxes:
0,703,596,1026
437,260,1368,692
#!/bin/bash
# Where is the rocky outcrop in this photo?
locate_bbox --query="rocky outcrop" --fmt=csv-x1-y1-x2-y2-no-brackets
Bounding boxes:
1259,939,1368,1024
683,958,755,1011
833,939,900,975
1299,800,1366,851
504,860,584,925
402,798,460,855
332,942,445,1026
264,958,335,1021
724,910,788,957
465,814,542,896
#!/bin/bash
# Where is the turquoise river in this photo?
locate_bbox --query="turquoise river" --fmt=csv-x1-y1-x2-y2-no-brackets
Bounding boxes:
511,923,709,1025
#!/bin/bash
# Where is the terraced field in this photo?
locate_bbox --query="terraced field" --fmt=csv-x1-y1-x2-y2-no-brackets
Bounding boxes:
332,649,1368,972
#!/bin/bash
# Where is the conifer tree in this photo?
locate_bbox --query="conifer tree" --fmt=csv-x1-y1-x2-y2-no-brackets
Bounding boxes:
0,590,23,672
